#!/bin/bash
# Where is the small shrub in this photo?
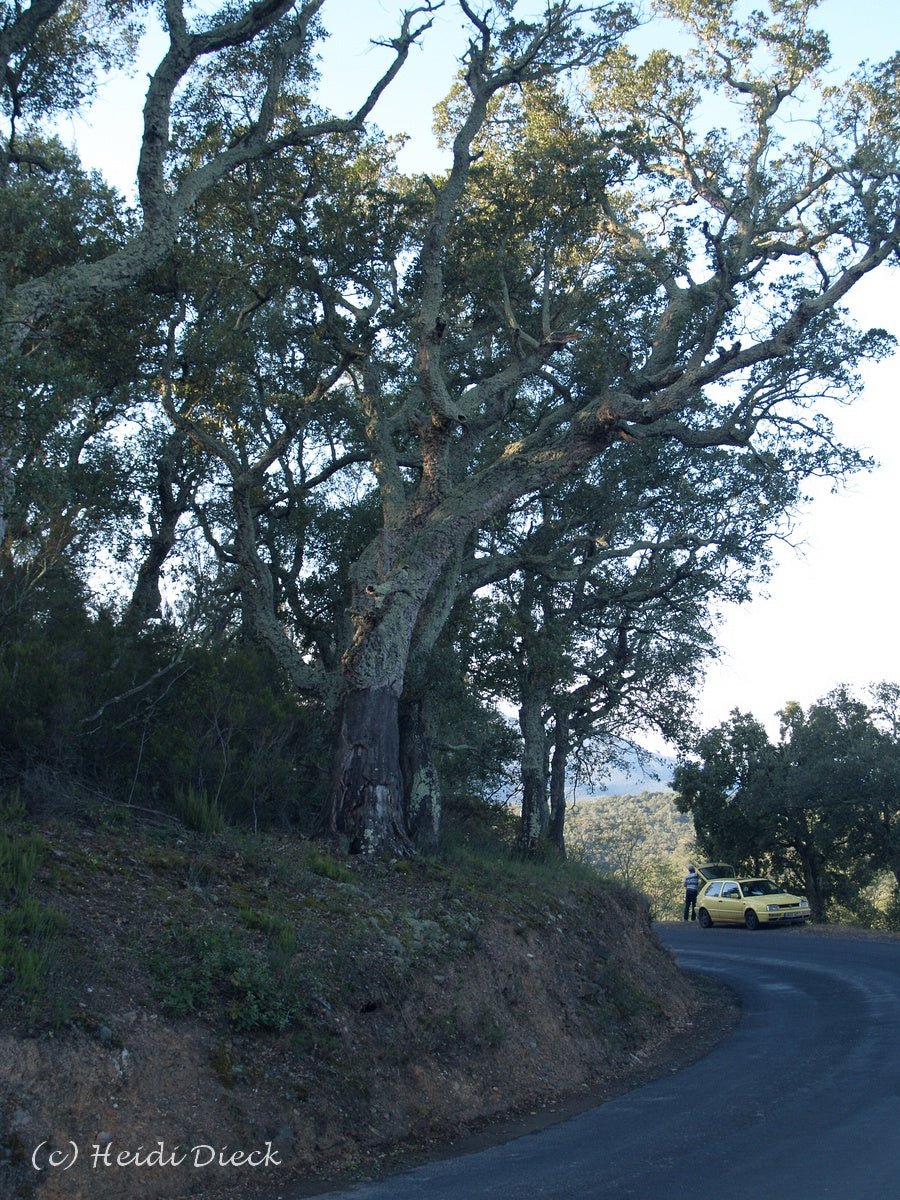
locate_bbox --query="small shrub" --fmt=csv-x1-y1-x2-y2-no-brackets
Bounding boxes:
211,1040,237,1087
0,830,44,899
174,787,225,835
148,924,305,1031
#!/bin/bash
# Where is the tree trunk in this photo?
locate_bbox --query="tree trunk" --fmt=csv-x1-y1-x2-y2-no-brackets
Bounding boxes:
797,844,827,922
227,476,330,700
125,533,175,626
319,537,437,855
547,708,570,858
399,692,440,852
324,685,411,856
518,689,550,853
123,434,194,628
0,448,12,557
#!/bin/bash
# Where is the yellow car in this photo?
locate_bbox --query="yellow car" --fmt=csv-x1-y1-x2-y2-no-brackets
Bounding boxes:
697,876,812,929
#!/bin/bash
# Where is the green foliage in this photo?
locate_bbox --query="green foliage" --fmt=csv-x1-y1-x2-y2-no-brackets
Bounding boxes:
867,876,900,932
568,792,695,918
0,594,329,832
673,711,775,869
148,923,305,1032
1,1,142,126
433,683,521,812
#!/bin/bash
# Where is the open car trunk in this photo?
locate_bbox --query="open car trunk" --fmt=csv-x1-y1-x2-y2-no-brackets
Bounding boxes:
696,863,736,882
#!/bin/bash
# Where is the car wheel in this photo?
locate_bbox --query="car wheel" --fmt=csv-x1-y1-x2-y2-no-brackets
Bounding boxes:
744,909,761,930
698,909,712,928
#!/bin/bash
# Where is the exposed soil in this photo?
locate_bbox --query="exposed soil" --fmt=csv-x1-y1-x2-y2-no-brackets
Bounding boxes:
0,815,740,1200
294,970,739,1199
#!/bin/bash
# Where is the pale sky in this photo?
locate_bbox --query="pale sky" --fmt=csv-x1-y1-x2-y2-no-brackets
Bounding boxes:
66,1,900,745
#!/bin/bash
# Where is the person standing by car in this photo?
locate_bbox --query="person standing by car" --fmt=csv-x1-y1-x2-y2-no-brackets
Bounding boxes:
683,864,700,921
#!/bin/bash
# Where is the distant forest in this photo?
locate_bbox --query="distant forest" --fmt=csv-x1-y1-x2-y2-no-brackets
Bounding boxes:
567,791,693,920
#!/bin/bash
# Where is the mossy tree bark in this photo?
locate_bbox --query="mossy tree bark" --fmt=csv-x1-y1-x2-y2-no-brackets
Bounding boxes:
518,688,550,853
399,692,441,853
548,708,570,858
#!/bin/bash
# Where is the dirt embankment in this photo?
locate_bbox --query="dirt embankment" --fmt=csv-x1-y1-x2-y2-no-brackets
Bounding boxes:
0,819,736,1200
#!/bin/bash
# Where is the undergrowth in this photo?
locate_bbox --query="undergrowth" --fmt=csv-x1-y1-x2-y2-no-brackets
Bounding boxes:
173,785,225,835
147,924,305,1031
0,794,69,1022
0,793,628,1041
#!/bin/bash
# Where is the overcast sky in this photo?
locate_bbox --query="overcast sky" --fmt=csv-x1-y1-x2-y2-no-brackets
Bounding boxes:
66,0,900,746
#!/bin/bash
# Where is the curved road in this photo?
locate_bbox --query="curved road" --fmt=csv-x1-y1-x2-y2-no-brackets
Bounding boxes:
305,925,900,1200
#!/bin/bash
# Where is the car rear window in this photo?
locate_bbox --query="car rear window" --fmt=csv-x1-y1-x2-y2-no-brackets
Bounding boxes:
698,864,735,879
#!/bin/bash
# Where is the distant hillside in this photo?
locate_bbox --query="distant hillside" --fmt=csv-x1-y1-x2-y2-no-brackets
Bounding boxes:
568,791,693,857
566,791,695,919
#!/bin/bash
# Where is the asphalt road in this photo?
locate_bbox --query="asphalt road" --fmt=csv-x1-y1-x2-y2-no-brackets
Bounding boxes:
303,924,900,1200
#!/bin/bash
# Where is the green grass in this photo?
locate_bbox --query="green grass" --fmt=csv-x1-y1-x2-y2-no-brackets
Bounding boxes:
174,786,226,835
237,904,297,953
438,821,604,895
0,796,70,1019
304,847,353,882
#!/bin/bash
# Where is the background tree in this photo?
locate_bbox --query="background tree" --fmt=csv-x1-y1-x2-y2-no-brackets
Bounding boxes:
461,427,824,857
675,689,900,921
862,682,900,892
672,709,775,870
